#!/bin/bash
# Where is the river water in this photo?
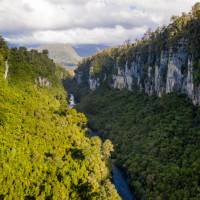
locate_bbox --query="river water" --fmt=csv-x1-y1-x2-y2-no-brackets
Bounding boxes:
112,165,135,200
89,131,135,200
69,94,135,200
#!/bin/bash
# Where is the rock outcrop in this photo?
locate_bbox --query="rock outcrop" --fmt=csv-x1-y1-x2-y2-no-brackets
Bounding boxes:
35,76,51,87
75,38,200,105
73,4,200,105
4,61,9,80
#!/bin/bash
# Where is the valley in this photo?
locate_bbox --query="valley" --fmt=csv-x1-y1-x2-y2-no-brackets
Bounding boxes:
0,38,121,200
69,96,135,200
0,2,200,200
65,3,200,200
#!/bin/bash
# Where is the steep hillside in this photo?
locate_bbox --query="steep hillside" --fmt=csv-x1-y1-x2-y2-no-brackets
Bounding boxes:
77,88,200,200
39,43,82,70
72,3,200,105
66,3,200,200
0,37,120,199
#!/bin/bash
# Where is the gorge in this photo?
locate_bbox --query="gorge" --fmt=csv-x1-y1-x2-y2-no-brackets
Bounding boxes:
0,2,200,200
69,96,135,200
0,39,121,200
65,3,200,200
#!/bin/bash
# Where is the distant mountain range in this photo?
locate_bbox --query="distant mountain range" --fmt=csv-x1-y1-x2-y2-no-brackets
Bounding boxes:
73,44,109,57
38,44,82,70
38,44,110,70
9,43,110,70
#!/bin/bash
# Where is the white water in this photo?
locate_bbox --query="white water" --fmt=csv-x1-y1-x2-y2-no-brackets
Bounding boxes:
69,94,76,108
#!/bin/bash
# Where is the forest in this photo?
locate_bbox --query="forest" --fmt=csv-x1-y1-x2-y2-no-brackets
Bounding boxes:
68,2,200,97
66,3,200,200
0,36,120,200
77,88,200,199
1,2,200,200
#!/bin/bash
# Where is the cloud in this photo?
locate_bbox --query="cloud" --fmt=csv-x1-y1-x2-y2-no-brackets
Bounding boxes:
0,0,199,45
5,26,147,45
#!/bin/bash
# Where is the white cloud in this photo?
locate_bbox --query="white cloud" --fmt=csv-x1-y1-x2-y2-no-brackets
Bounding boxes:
5,26,147,45
0,0,198,45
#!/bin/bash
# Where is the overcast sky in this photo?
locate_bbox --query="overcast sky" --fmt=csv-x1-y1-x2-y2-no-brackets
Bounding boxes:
0,0,198,46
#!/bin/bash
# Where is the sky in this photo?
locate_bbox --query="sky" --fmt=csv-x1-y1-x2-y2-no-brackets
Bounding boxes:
0,0,198,46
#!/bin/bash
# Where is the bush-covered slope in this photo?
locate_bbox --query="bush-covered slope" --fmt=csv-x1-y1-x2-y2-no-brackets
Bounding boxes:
77,88,200,200
70,3,200,105
0,38,120,200
65,3,200,200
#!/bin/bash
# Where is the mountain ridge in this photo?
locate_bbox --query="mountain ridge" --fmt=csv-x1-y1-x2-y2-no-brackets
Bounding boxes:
72,3,200,105
38,43,82,70
65,4,200,199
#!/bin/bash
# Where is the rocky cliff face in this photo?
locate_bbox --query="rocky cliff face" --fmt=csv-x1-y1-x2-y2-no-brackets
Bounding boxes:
35,76,51,87
4,60,9,80
75,38,200,105
74,5,200,105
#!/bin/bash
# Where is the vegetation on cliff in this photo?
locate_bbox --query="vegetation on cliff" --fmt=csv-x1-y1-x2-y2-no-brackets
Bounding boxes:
70,2,200,93
65,3,200,200
0,37,120,200
77,88,200,200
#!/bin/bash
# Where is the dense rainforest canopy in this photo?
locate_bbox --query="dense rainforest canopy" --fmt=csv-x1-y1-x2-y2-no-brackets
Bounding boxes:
0,37,120,200
77,88,200,200
66,3,200,200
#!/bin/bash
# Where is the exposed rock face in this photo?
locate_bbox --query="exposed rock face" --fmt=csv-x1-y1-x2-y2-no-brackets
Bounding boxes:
113,67,126,90
35,77,51,87
89,77,100,91
166,40,188,93
154,51,168,97
88,67,100,90
76,72,82,85
76,38,200,105
4,61,9,80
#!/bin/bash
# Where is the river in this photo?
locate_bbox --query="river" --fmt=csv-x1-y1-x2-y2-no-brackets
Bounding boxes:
112,165,135,200
69,94,135,200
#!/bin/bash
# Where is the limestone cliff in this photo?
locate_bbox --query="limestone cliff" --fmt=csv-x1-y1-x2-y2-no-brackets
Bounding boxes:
74,6,200,105
35,76,51,87
4,60,9,79
75,38,200,105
